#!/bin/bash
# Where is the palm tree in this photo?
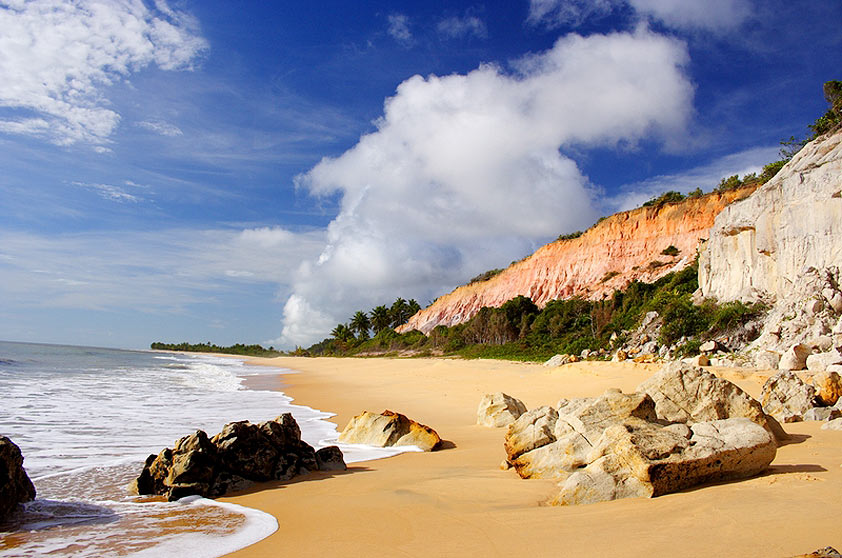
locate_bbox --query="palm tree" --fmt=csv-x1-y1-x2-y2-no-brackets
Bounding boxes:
407,299,421,316
390,297,410,328
330,323,354,343
370,305,391,334
350,311,371,340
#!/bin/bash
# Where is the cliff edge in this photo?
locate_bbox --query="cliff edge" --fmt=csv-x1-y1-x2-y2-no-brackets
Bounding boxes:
400,187,756,334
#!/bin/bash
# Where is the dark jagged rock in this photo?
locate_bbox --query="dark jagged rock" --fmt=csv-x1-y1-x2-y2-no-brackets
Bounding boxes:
0,436,36,520
132,413,345,501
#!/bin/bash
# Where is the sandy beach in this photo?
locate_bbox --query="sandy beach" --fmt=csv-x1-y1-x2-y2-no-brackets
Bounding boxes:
223,357,842,558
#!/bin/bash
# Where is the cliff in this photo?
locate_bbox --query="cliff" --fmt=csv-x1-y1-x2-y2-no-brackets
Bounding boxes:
699,130,842,302
698,129,842,360
399,187,757,334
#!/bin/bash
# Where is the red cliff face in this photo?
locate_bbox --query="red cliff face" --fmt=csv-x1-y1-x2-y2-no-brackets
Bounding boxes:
398,188,756,334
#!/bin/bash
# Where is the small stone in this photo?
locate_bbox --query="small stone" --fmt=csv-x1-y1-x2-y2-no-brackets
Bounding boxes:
805,299,825,316
761,371,820,423
812,370,842,406
803,407,842,422
612,350,628,362
806,350,842,373
681,354,710,367
821,418,842,431
699,340,720,353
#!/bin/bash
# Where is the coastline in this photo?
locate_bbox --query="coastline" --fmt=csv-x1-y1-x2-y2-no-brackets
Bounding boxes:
215,356,842,557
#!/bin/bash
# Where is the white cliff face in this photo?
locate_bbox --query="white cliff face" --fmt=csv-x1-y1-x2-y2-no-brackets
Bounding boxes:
699,131,842,302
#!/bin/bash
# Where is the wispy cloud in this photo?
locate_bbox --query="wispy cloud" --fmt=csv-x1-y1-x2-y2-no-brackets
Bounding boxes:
71,181,143,203
136,120,184,137
0,226,325,312
387,14,413,45
527,0,752,31
606,145,780,212
0,0,207,147
437,14,488,39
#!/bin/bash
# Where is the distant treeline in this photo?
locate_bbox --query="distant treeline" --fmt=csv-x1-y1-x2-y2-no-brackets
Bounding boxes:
150,341,283,357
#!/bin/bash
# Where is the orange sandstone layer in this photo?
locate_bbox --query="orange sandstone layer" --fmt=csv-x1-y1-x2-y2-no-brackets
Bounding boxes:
399,187,756,334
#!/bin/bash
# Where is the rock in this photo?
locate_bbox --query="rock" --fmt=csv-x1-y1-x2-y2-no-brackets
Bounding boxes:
821,418,842,430
802,407,842,422
637,362,787,442
503,406,558,462
779,344,812,371
808,335,835,352
510,390,658,479
681,354,710,366
789,547,842,558
543,354,566,367
133,414,343,501
812,370,842,406
760,371,820,423
699,340,721,353
0,436,36,520
806,350,842,373
477,392,527,427
553,418,776,506
315,446,347,472
754,351,781,370
580,349,591,359
612,349,628,362
806,298,825,316
339,410,442,451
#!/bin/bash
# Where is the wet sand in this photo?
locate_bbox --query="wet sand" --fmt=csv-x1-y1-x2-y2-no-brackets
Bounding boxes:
222,357,842,558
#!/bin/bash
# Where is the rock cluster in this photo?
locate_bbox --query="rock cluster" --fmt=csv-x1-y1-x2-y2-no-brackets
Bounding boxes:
760,368,842,422
0,436,36,520
501,363,780,506
338,410,442,451
133,414,345,501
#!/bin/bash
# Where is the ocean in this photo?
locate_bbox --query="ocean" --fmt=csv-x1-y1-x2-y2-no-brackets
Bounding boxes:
0,341,412,557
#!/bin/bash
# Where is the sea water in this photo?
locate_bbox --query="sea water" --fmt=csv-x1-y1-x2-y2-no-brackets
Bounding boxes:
0,341,414,557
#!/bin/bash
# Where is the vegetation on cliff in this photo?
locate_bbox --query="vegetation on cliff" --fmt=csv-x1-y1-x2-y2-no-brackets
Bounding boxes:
149,341,283,357
306,260,765,361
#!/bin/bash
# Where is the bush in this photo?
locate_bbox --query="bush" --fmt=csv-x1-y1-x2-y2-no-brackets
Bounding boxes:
661,245,680,257
642,191,685,208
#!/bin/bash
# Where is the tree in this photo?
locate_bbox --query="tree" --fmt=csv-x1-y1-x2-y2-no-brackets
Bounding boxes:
331,323,354,343
370,305,391,334
407,299,421,316
350,311,371,340
390,298,411,328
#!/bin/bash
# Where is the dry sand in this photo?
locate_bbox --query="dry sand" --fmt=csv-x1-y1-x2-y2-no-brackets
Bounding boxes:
222,357,842,558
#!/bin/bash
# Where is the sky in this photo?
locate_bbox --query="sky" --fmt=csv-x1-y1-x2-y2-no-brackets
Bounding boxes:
0,0,839,350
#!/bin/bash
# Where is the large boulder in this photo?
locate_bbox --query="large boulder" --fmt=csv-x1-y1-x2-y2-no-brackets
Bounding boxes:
554,418,776,506
509,391,657,480
0,436,36,520
339,410,442,451
637,362,786,442
476,393,527,427
812,370,842,406
133,414,343,501
760,371,821,423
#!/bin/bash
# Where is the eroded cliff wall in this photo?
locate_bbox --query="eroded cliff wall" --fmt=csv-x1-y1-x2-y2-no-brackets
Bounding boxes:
698,130,842,303
400,187,756,334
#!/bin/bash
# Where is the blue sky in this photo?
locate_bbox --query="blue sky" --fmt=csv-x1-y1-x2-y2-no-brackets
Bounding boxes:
0,0,839,350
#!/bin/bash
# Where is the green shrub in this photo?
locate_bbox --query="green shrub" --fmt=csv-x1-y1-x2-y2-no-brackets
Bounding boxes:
661,245,680,257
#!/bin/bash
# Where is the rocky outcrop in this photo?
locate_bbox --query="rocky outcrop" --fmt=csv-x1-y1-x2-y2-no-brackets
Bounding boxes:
699,130,842,355
399,188,757,334
554,418,776,506
637,362,787,442
477,393,527,427
133,414,344,501
338,410,442,451
0,436,36,520
504,365,782,505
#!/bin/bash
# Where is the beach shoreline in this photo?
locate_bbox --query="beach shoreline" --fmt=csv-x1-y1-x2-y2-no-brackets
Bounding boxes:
215,356,842,558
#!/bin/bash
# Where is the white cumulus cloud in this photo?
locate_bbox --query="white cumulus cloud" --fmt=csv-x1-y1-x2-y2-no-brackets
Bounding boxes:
278,28,694,348
0,0,208,146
